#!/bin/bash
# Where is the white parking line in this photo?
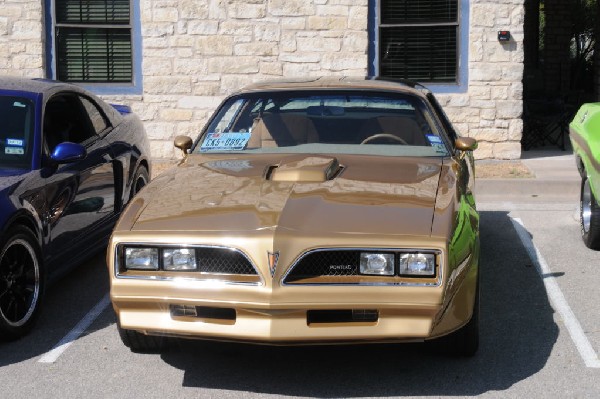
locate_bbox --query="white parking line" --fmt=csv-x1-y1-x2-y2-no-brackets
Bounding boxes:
511,217,600,368
38,294,111,364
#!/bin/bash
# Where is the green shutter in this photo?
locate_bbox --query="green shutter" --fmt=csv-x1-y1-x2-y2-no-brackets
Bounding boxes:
56,0,130,24
55,0,132,83
380,0,458,24
57,28,132,83
379,0,458,83
380,26,457,82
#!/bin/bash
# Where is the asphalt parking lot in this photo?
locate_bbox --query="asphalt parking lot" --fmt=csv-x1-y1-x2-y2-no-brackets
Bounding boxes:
1,154,599,398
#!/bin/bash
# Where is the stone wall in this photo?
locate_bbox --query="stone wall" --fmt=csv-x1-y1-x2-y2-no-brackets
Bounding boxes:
436,0,525,159
113,0,526,160
119,0,370,159
0,0,525,160
0,0,45,77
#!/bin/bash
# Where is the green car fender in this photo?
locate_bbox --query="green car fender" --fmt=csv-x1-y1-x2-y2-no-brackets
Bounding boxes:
570,103,600,200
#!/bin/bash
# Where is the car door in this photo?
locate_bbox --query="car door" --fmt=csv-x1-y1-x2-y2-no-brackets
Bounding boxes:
42,92,116,271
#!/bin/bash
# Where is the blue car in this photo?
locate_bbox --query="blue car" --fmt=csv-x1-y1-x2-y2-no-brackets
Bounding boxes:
0,77,151,340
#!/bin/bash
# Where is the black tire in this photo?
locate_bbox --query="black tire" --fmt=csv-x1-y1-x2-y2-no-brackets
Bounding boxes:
431,277,480,357
130,166,149,200
580,177,600,249
117,322,165,353
0,226,44,341
576,157,586,179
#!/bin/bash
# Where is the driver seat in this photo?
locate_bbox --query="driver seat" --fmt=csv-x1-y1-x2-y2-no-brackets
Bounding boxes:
358,116,427,145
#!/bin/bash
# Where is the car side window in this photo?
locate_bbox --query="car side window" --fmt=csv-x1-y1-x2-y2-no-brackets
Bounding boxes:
79,96,109,135
44,94,98,154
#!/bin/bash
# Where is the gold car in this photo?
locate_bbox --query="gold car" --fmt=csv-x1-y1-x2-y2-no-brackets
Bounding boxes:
107,77,480,356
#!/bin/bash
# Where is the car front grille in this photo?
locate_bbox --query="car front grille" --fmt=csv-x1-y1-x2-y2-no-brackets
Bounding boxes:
116,245,261,285
282,248,440,286
195,248,257,275
285,250,362,281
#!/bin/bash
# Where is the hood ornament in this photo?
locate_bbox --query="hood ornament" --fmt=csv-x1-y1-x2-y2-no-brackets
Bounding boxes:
267,251,280,278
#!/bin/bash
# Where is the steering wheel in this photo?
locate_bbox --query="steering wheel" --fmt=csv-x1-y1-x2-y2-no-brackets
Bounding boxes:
360,133,408,145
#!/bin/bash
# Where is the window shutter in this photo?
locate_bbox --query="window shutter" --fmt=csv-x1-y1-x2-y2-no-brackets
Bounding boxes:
380,26,457,82
379,0,459,83
380,0,457,24
55,1,132,83
56,0,130,24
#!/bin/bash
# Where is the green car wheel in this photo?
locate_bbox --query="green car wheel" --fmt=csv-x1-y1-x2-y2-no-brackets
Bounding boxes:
580,177,600,249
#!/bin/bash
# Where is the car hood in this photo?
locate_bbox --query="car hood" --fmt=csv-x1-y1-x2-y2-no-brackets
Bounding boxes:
125,154,446,237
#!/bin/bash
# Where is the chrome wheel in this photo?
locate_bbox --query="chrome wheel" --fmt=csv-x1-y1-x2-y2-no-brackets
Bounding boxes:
581,179,592,234
580,177,600,249
0,238,40,327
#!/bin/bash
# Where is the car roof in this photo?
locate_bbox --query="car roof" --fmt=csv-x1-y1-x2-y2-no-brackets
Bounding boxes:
238,76,431,97
0,76,77,96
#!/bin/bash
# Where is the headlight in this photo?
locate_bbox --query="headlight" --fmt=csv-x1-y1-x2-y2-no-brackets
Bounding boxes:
124,247,159,270
360,253,394,275
163,248,197,271
399,253,435,276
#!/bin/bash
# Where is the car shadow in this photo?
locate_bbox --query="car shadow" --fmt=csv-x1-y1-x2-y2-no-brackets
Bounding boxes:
158,211,559,396
0,252,113,366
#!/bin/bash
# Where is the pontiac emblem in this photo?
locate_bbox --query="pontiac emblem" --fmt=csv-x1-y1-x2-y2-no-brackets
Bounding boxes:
267,251,280,277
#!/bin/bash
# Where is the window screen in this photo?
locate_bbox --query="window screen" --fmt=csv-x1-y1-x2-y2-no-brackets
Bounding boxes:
379,0,459,83
55,0,132,83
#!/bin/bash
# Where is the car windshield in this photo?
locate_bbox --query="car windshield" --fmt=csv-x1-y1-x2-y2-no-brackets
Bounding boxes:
194,90,450,157
0,95,35,169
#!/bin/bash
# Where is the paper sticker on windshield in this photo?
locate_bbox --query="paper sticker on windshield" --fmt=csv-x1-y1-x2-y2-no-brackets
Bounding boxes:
426,135,447,153
5,147,24,155
426,135,443,144
200,132,251,152
6,138,24,147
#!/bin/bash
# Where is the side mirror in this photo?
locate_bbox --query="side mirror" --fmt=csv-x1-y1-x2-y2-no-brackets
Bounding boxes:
174,135,193,157
455,137,478,152
50,142,87,164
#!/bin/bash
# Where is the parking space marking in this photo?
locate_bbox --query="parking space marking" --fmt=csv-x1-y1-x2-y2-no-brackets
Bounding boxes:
38,294,111,364
511,217,600,368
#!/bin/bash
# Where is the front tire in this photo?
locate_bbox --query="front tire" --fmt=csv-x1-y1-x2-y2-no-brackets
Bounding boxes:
443,285,479,357
430,275,479,357
117,322,165,353
130,166,149,200
0,226,44,341
580,177,600,249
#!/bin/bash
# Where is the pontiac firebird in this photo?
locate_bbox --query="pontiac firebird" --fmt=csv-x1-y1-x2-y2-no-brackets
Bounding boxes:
107,77,480,356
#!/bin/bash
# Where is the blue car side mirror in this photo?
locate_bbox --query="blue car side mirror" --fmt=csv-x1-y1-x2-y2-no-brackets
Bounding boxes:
50,142,87,164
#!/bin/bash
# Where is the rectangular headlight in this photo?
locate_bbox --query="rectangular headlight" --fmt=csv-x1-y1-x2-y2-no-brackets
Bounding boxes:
163,248,197,271
124,247,159,270
399,253,435,276
360,253,394,275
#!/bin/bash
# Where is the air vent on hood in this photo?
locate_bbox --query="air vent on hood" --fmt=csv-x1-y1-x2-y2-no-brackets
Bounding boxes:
267,156,342,182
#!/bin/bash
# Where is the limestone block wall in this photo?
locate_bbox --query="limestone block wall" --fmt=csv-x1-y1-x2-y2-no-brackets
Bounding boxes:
0,0,525,160
116,0,371,159
0,0,45,77
435,0,525,159
113,0,526,160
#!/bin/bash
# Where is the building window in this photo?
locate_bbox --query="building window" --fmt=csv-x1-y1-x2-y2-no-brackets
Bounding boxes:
54,0,133,83
377,0,459,83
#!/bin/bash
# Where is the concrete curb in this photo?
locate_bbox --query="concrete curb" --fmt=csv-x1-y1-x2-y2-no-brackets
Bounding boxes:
475,178,580,199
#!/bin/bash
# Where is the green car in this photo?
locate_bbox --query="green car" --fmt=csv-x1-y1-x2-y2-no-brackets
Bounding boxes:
570,103,600,249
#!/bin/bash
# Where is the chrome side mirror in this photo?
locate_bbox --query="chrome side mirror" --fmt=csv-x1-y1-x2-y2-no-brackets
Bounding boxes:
455,137,478,152
174,135,193,157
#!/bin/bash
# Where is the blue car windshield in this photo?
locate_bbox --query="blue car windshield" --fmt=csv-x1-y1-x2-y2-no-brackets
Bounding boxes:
194,90,450,157
0,95,35,170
